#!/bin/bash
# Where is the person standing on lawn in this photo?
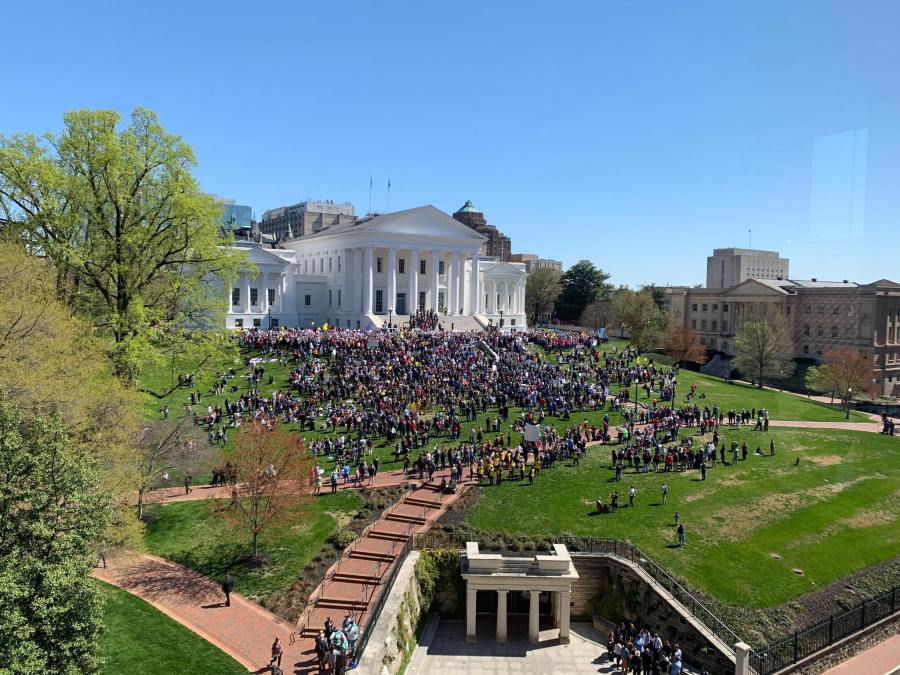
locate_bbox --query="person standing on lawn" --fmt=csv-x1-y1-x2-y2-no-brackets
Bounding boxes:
676,522,686,547
660,482,668,504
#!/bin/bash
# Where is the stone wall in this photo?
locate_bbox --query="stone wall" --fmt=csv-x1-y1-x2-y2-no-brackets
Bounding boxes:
357,551,423,675
570,554,735,675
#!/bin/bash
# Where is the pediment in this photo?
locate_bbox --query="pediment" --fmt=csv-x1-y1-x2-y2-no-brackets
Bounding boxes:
483,261,526,277
724,279,789,297
363,206,486,241
233,245,292,267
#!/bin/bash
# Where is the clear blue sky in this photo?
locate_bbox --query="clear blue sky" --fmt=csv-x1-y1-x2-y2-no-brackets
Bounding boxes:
4,0,899,286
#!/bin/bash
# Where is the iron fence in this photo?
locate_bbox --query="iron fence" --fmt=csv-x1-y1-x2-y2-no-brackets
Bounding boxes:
750,585,899,675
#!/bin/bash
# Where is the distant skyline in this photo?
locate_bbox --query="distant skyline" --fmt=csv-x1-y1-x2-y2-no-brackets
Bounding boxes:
3,1,899,286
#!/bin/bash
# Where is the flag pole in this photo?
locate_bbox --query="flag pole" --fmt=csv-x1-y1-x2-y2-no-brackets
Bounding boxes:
387,177,391,213
369,175,373,215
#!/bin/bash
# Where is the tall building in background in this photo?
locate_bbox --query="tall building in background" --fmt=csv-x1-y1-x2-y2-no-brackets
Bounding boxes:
452,200,512,261
706,248,790,288
509,253,563,274
218,198,252,231
260,200,356,241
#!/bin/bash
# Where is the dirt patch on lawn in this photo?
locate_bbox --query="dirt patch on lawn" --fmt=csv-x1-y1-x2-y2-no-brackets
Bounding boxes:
807,455,842,467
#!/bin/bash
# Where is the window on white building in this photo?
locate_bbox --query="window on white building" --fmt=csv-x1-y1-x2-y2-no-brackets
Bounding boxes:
234,318,243,328
231,288,240,305
250,288,258,305
304,294,311,306
253,318,261,327
399,259,405,274
439,260,445,275
328,289,332,306
267,288,275,305
420,259,426,275
338,289,342,306
377,257,383,273
375,289,383,313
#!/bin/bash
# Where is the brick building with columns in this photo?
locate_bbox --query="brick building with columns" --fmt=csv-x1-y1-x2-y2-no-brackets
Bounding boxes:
222,205,528,331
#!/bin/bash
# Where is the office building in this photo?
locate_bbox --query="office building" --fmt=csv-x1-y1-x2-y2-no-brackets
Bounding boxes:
706,248,789,288
260,200,356,241
452,201,512,261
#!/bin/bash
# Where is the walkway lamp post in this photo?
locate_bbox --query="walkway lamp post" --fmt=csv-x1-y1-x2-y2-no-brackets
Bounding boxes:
845,387,852,420
499,309,504,329
388,306,394,330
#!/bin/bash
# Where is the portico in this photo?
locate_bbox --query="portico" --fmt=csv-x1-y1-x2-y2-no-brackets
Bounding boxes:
461,542,579,646
223,205,528,331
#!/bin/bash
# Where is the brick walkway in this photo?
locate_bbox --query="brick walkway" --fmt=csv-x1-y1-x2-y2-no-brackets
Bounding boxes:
768,420,883,433
94,553,297,672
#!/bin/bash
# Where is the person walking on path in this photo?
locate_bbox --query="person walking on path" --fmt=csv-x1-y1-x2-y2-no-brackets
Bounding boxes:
677,522,686,547
661,482,668,505
222,574,234,607
269,636,283,669
98,543,108,569
184,474,193,494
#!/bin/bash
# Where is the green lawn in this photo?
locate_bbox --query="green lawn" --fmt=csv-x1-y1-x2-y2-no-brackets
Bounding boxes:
143,489,362,599
99,581,246,675
467,426,900,608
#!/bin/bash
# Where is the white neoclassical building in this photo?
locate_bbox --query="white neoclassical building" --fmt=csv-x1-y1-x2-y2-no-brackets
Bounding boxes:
223,205,528,331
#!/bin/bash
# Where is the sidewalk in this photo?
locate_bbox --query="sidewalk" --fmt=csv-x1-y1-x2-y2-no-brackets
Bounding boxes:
823,632,900,674
94,553,298,673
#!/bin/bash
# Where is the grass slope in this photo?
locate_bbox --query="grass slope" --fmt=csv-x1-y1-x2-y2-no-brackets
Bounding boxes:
144,489,361,599
99,580,246,675
466,426,900,608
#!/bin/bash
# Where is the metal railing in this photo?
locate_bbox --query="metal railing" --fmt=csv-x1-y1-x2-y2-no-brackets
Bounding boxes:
410,532,743,656
354,536,414,661
750,585,899,675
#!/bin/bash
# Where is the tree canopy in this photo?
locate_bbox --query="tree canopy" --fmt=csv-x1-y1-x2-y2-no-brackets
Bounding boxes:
0,107,246,380
609,287,666,352
732,317,795,388
525,267,562,325
554,260,611,322
0,394,111,674
664,324,707,366
806,348,872,418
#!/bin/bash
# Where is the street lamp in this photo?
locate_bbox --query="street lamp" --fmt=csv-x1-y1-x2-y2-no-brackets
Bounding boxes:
388,306,394,330
268,307,272,330
845,387,853,420
499,309,504,329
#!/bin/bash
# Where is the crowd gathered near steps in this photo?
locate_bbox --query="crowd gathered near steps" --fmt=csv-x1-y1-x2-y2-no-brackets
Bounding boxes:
155,326,896,673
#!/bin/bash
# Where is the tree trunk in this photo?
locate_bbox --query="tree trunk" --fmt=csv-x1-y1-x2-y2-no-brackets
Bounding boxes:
252,530,259,558
137,490,144,520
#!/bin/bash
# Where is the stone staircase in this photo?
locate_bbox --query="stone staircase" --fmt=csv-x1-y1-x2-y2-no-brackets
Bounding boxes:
701,354,735,379
438,315,484,332
295,475,466,643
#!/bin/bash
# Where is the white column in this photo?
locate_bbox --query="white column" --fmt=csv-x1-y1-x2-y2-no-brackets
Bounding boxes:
559,589,570,644
460,257,468,314
363,247,374,315
528,590,540,643
466,587,477,643
496,590,508,644
242,274,251,313
227,284,234,314
735,642,751,675
277,273,285,312
450,253,461,314
409,250,419,314
470,256,481,315
355,247,363,313
431,252,440,312
387,247,397,315
343,249,352,313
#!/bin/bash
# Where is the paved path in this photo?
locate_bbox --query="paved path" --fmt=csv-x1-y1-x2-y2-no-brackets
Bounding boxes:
768,419,884,433
823,632,900,674
95,553,297,673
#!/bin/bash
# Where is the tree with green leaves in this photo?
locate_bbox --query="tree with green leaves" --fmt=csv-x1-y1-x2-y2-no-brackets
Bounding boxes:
0,108,246,382
579,299,612,330
806,349,871,418
525,267,562,325
0,393,111,674
733,317,795,388
554,260,611,322
610,287,666,352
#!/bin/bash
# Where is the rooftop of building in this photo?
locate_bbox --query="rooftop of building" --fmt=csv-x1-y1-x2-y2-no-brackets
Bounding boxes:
455,199,481,214
709,247,784,257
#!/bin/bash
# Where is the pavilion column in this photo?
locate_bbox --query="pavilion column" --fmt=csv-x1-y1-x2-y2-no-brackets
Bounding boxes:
466,587,477,643
409,250,419,314
431,252,440,312
227,284,234,314
559,589,571,644
470,256,481,315
242,274,251,313
278,273,285,312
496,590,508,644
363,247,374,315
459,257,468,314
450,253,461,314
528,590,540,643
387,247,397,315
